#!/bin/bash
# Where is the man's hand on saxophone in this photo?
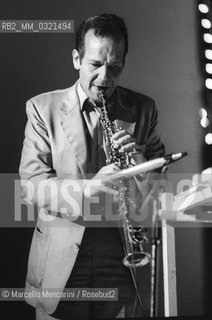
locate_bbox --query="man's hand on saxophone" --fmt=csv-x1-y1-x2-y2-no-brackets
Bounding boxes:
83,163,121,198
111,129,136,153
83,128,148,198
111,129,147,164
111,129,149,183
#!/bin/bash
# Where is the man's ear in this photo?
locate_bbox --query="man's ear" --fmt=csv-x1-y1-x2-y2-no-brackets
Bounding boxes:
72,49,81,70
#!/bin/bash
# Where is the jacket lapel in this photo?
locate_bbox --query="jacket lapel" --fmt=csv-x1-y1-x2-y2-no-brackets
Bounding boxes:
60,83,89,176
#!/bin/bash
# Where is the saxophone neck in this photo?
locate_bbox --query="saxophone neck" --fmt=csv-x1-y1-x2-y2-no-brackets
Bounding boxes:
98,91,107,109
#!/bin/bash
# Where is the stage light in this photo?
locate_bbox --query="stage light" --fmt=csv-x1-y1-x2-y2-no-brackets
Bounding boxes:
199,108,209,128
198,2,212,146
205,49,212,59
205,78,212,88
201,19,211,28
200,117,210,127
199,108,208,118
205,133,212,144
204,33,212,43
206,63,212,73
198,4,209,13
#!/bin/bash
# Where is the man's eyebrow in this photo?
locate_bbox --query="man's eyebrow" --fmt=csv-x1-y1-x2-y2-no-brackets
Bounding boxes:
88,59,123,64
88,59,101,63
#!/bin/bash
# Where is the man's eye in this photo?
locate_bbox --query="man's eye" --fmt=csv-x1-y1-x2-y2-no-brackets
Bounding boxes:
91,63,101,68
110,65,122,73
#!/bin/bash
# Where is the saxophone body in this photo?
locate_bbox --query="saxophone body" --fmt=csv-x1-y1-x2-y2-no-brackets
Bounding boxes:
98,91,151,268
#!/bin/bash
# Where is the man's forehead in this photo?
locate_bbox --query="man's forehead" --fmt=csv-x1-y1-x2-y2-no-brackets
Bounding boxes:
83,29,125,59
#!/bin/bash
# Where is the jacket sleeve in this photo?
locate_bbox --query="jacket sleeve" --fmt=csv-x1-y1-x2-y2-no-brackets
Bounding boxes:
145,101,165,160
19,99,86,221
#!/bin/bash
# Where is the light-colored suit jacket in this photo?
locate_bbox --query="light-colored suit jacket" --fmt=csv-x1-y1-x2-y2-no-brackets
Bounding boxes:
19,80,165,314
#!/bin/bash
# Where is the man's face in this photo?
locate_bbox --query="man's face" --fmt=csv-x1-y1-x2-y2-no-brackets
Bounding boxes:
73,29,125,102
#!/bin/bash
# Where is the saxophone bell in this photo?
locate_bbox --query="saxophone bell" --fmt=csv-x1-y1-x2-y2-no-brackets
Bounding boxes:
122,225,151,268
123,251,151,268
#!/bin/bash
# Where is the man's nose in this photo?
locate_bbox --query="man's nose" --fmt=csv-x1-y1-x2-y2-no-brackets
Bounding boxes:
98,65,110,82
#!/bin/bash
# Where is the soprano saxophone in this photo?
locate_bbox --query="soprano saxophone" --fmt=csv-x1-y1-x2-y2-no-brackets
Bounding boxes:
98,90,151,268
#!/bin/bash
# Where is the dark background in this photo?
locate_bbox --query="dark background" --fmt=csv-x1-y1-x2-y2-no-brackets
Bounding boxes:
1,0,212,319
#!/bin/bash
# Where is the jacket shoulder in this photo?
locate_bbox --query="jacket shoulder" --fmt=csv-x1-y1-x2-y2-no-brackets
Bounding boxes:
117,86,156,116
118,86,154,104
28,86,73,110
118,87,155,108
25,84,78,121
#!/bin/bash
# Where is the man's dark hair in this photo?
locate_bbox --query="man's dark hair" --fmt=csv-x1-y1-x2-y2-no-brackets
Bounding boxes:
75,13,128,63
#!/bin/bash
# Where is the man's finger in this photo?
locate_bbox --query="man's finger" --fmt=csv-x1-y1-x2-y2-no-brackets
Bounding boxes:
100,185,119,196
119,142,136,153
111,129,126,140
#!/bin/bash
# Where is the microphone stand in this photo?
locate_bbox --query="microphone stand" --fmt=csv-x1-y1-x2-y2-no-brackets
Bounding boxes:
149,163,175,318
150,184,164,317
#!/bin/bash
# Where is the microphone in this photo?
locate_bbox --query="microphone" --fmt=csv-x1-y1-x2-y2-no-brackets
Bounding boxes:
106,152,188,181
164,152,188,164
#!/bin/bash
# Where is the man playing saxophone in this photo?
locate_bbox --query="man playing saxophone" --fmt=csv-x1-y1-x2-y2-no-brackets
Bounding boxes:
19,13,165,320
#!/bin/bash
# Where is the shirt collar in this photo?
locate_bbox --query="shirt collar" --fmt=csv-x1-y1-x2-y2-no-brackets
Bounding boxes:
77,82,88,110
